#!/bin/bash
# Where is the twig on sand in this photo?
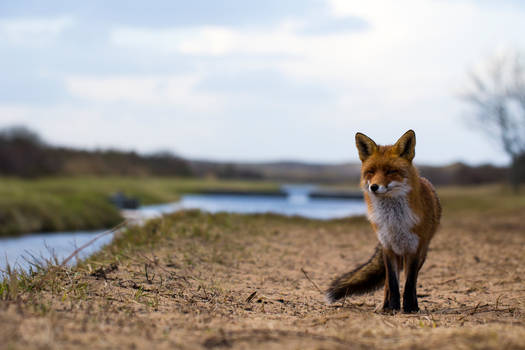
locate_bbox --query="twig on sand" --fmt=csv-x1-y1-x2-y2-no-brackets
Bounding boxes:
245,291,257,303
60,221,128,267
145,263,155,284
301,267,323,295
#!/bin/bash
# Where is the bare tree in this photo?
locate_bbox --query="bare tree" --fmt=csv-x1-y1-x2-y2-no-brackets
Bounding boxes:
463,51,525,190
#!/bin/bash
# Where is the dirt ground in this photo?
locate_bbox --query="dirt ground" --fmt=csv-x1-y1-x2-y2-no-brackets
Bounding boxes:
1,205,524,350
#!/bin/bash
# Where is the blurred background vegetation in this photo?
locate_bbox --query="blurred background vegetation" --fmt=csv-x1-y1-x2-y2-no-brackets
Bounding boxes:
0,123,517,237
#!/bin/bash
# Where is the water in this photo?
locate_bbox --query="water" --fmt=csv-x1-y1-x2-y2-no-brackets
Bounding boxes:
178,194,364,219
0,185,365,272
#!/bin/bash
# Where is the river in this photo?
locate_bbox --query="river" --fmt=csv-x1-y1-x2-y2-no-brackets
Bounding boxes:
0,185,366,271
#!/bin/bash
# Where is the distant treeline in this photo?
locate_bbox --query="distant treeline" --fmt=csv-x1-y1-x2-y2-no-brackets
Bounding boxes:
418,163,508,186
190,160,508,186
0,126,192,177
0,126,509,185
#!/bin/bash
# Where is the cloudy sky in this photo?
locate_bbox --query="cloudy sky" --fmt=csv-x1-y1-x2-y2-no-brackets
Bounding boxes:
1,0,524,165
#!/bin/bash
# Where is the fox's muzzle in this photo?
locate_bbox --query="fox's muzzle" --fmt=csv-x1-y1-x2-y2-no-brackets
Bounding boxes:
369,183,387,194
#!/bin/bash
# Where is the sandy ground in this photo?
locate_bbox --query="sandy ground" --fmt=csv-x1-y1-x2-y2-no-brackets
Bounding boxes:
1,206,524,350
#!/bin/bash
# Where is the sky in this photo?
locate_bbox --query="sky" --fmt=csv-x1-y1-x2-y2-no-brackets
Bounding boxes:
0,0,524,166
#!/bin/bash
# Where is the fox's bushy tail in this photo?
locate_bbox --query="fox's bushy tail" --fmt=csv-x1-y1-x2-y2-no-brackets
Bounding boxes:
325,244,385,303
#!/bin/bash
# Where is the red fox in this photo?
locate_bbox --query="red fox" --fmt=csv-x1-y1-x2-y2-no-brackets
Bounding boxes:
326,130,441,313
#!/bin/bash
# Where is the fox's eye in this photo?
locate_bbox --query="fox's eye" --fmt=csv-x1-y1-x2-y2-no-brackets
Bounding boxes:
365,169,374,176
386,169,398,175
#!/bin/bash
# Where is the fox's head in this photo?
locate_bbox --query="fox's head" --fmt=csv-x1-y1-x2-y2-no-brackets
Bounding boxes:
355,130,417,197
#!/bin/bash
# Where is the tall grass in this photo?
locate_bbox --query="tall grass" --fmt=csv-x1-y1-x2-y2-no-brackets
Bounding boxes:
0,251,62,301
0,188,122,236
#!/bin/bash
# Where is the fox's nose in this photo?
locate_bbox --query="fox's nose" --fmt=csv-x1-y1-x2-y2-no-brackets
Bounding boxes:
370,184,379,192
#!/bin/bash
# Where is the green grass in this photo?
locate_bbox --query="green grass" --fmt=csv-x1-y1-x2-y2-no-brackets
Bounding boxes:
438,184,525,215
0,249,62,301
0,176,279,237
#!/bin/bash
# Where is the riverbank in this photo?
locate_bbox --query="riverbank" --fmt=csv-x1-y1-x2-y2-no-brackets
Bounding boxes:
0,177,279,237
1,185,524,349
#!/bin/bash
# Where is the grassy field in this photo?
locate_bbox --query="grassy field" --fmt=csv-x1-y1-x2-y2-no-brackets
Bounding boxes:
1,185,524,349
0,177,279,236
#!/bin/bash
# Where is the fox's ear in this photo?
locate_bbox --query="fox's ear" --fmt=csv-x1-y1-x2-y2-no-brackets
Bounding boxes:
355,132,377,162
394,130,416,161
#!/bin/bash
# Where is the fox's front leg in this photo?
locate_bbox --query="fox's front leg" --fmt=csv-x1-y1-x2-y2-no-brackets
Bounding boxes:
403,254,422,313
382,249,401,312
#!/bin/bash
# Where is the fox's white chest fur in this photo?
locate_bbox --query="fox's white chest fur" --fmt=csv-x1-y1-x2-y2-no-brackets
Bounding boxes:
367,192,420,255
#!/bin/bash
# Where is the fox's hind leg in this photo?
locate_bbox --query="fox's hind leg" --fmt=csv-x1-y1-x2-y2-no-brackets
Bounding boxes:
382,249,401,312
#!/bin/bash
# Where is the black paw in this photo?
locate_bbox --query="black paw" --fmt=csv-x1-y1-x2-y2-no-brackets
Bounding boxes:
402,303,419,313
383,301,400,314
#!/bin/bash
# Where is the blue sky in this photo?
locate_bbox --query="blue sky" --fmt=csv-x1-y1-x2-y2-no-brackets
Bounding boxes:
1,0,524,165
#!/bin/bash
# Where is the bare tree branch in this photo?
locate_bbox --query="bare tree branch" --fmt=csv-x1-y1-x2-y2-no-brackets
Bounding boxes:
462,50,525,189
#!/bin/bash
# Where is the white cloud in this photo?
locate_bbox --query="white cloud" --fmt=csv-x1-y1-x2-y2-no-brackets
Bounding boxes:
110,20,305,56
65,74,224,112
108,1,525,94
111,26,236,55
0,16,74,46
